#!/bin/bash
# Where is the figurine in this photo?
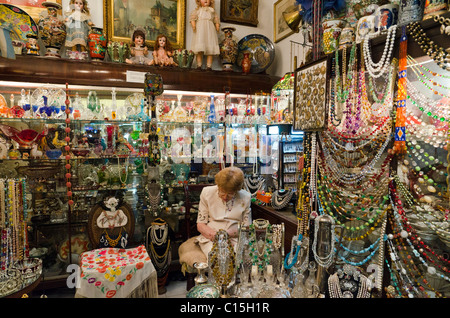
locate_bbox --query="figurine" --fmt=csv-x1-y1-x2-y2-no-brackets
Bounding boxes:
64,0,93,60
26,34,40,56
149,34,178,67
189,0,220,70
125,28,152,65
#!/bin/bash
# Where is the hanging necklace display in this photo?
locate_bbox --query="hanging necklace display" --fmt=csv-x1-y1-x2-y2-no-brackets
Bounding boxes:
248,220,272,272
363,24,397,78
271,189,294,210
208,229,235,296
147,182,161,215
312,214,336,268
271,143,293,210
244,133,265,197
327,264,372,298
147,218,171,280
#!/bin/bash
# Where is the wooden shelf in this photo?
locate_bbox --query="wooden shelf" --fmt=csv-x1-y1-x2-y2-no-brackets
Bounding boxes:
0,55,280,95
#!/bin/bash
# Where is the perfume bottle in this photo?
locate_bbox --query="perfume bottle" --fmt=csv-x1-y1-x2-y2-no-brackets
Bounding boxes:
208,95,216,123
111,87,117,120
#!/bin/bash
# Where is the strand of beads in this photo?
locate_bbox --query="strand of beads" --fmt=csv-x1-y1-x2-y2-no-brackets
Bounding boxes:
387,213,445,298
363,25,397,78
407,56,450,94
407,21,450,70
407,54,450,79
390,182,450,272
334,220,387,266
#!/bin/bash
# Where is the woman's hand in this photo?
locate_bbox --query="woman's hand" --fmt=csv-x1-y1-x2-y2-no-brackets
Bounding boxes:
197,223,216,241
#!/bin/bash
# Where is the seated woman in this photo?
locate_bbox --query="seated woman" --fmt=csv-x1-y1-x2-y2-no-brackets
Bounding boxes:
195,166,252,258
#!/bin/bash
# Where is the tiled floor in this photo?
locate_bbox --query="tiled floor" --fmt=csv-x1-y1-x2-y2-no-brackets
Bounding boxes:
159,280,188,298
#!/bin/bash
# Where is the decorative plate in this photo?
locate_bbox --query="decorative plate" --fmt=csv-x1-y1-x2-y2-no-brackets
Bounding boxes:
0,4,38,42
186,283,220,298
236,34,275,74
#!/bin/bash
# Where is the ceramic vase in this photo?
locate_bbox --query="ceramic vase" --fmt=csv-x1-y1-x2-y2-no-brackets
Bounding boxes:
107,41,130,63
219,27,238,72
241,52,251,74
87,27,107,61
398,0,425,26
173,49,195,68
374,4,399,33
38,2,66,58
322,19,345,54
356,15,377,43
339,26,355,50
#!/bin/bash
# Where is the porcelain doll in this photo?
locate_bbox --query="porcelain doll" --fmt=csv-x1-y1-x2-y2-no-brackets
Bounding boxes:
149,34,178,66
64,0,93,59
125,28,152,65
189,0,220,70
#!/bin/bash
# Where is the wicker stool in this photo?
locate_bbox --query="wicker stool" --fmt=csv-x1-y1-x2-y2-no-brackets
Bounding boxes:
178,237,207,291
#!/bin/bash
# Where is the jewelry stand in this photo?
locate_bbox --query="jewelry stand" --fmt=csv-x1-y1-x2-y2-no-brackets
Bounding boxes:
208,230,235,298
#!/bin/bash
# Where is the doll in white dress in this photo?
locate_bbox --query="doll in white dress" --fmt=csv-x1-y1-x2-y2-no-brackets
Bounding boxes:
189,0,220,70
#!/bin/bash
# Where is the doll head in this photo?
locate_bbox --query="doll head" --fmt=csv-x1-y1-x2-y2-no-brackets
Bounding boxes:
132,29,146,47
195,0,214,8
154,34,173,52
70,0,90,14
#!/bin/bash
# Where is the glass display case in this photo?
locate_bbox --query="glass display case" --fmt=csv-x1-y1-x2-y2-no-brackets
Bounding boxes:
0,57,280,290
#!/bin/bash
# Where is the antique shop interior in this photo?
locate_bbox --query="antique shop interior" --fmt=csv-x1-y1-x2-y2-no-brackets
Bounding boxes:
0,0,449,300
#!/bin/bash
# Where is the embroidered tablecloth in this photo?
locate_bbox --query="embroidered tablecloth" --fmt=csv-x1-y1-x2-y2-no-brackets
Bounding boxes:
75,245,158,298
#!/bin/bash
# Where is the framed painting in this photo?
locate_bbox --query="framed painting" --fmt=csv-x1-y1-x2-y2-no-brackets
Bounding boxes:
104,0,186,50
293,56,330,132
273,0,295,43
0,0,62,23
220,0,259,27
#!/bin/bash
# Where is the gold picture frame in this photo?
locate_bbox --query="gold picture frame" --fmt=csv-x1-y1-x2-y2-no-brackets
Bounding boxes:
220,0,259,27
293,56,330,132
273,0,295,43
104,0,186,50
0,0,62,23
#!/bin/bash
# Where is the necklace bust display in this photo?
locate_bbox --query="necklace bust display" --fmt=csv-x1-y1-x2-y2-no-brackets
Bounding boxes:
96,197,128,229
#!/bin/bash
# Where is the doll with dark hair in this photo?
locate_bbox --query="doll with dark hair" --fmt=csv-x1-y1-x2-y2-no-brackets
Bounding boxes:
125,28,152,65
149,34,178,66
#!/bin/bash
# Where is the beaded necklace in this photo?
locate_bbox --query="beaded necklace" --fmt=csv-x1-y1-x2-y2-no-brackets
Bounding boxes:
248,222,272,271
296,133,311,236
407,54,450,79
386,236,428,298
386,208,445,298
318,132,392,185
407,21,450,71
389,195,450,280
407,56,450,94
209,229,235,286
363,25,397,78
390,181,450,271
334,219,386,267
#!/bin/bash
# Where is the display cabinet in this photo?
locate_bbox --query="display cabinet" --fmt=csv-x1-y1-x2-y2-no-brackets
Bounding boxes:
0,56,280,290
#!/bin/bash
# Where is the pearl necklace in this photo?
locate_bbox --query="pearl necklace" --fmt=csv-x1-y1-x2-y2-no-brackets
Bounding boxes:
363,25,397,78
